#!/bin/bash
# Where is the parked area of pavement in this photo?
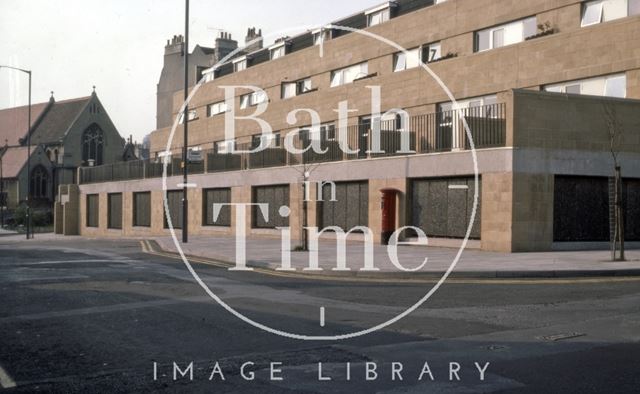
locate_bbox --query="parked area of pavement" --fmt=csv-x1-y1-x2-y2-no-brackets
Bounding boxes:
150,235,640,278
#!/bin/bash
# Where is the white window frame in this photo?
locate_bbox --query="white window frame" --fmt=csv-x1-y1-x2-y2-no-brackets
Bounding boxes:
216,140,235,154
475,16,537,52
270,43,287,60
178,109,198,124
330,62,369,87
424,42,442,63
582,1,605,26
544,73,627,98
313,28,332,46
365,2,395,27
393,47,420,72
207,101,227,117
233,57,247,72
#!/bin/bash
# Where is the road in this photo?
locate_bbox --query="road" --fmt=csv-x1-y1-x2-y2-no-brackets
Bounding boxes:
0,237,639,393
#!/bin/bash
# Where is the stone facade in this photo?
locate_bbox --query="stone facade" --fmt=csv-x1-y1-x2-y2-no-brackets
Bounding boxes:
65,0,640,253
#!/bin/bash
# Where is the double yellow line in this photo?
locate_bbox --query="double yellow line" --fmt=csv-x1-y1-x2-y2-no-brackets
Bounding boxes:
139,240,640,285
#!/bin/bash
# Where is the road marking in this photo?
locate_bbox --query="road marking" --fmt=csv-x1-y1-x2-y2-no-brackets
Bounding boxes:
0,365,16,389
320,307,325,327
448,185,469,190
15,259,139,266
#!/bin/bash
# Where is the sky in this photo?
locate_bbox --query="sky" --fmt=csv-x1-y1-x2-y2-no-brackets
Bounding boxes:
0,0,378,143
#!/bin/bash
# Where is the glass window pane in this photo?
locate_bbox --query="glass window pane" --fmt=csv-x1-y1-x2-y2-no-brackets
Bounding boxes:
582,1,604,26
406,48,421,68
493,28,505,48
603,0,628,21
331,71,340,87
394,53,406,72
523,17,538,38
566,84,581,94
605,75,627,98
476,30,491,51
427,43,441,62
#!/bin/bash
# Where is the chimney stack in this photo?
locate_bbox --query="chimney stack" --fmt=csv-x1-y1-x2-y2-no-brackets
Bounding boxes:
245,27,263,52
215,31,238,61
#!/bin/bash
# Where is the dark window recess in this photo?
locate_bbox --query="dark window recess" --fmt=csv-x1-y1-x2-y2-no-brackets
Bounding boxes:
164,190,184,229
30,165,49,199
203,188,232,227
554,176,609,242
82,123,104,166
411,177,481,239
108,193,123,229
86,194,99,228
318,181,369,231
252,185,290,229
133,192,151,227
623,179,640,241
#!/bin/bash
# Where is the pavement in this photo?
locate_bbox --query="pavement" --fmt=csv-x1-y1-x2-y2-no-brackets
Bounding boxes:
3,233,638,279
149,234,640,279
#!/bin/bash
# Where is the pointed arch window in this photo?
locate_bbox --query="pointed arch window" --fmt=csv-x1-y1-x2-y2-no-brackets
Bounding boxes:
82,124,104,166
30,165,49,199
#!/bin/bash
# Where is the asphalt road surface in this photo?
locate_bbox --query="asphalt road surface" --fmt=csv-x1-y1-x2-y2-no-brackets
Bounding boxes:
0,238,639,393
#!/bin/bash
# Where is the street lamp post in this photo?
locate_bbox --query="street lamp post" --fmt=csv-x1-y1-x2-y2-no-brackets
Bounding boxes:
182,0,190,244
0,143,4,229
0,65,32,239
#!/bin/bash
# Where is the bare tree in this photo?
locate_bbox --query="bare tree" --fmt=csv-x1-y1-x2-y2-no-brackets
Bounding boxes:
604,104,625,261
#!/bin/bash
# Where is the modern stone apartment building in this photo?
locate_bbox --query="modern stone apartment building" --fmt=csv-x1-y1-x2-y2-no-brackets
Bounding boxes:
66,0,640,252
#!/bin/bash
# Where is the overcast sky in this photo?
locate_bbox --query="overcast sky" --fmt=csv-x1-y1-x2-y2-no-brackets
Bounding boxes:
0,0,378,142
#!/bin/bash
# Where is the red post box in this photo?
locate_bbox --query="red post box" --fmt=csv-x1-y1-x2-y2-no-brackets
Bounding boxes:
380,188,400,245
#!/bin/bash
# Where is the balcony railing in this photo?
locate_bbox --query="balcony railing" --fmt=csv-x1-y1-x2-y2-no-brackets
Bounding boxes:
79,103,506,184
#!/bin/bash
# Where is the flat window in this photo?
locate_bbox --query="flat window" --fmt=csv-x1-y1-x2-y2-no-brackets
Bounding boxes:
203,188,232,227
133,192,151,227
252,185,290,229
544,73,627,98
281,82,296,99
314,29,331,45
475,16,537,52
86,194,99,228
330,62,368,87
207,101,227,117
367,9,390,26
582,0,632,26
270,45,286,60
605,75,627,98
492,29,505,48
234,58,247,72
394,47,420,72
108,193,122,230
216,140,235,154
252,133,281,149
425,42,441,63
297,78,312,94
178,109,197,124
566,84,581,94
240,94,250,109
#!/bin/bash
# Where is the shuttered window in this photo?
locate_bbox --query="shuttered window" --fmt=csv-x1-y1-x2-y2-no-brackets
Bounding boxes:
252,185,290,228
163,190,184,229
203,188,232,227
318,181,369,230
411,177,481,239
107,193,123,229
86,194,99,228
133,192,151,227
